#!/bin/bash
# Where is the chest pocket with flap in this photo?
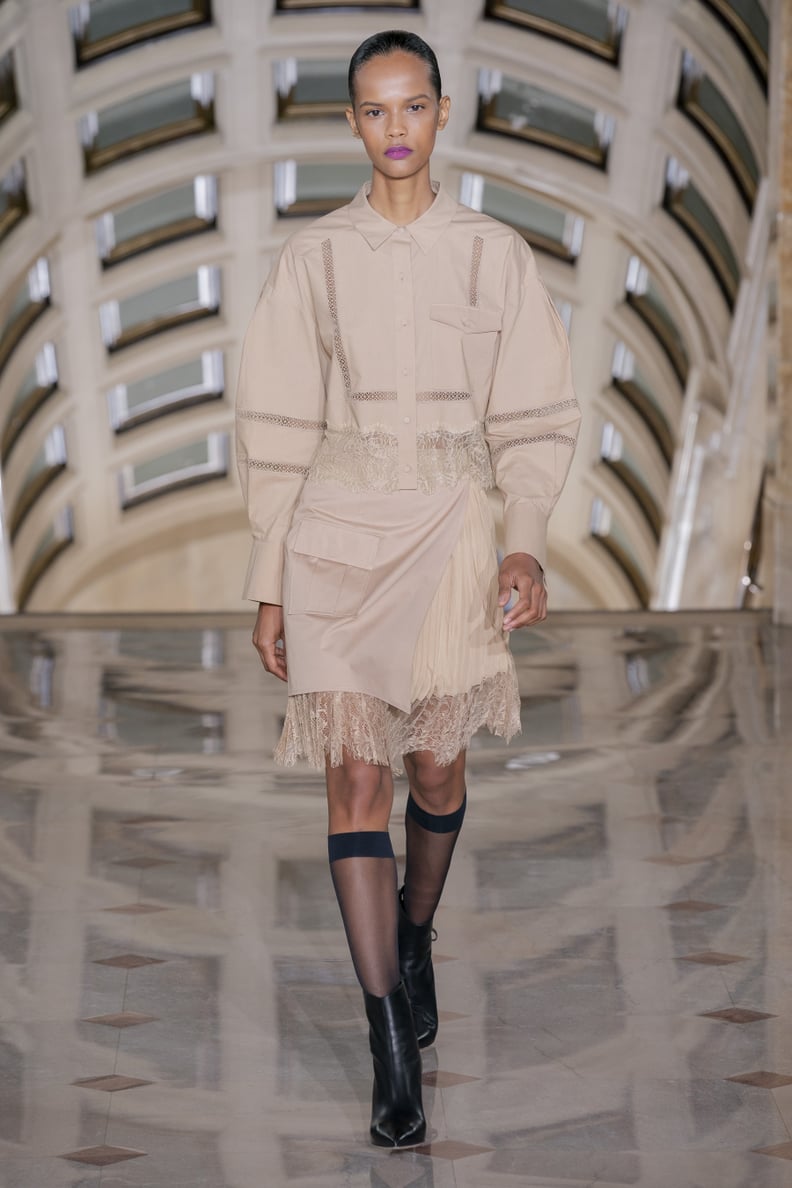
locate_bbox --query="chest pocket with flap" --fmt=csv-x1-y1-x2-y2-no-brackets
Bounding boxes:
288,518,381,618
429,305,502,391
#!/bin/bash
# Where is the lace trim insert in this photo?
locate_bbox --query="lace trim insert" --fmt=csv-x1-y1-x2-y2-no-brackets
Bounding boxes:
243,459,310,475
309,425,494,493
470,235,484,308
321,238,351,394
237,410,326,430
275,670,520,773
490,433,577,462
485,398,579,425
351,390,472,403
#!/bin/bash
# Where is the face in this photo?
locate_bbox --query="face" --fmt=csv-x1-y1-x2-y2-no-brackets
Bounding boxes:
346,51,450,181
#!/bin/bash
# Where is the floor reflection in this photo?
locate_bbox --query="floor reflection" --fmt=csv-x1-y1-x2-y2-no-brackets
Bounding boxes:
1,610,791,1187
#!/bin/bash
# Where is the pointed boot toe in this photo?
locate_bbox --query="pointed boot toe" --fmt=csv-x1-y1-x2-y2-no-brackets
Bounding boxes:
364,982,426,1148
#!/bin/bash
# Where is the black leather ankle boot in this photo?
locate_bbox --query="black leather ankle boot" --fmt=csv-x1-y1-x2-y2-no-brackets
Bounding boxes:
398,888,438,1049
363,981,426,1148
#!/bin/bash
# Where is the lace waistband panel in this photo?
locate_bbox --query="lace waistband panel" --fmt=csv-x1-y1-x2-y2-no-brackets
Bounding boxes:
309,425,495,493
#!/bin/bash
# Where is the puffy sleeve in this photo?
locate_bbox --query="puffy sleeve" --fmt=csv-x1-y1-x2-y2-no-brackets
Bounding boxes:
235,242,327,604
484,237,581,570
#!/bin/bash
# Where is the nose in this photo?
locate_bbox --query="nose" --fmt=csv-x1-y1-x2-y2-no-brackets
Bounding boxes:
386,113,406,138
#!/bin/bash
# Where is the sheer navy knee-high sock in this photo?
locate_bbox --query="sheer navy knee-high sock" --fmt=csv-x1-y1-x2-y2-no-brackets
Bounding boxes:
328,831,400,997
402,792,467,926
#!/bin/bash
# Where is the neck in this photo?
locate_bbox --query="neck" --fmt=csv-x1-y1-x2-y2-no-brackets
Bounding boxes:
367,165,436,226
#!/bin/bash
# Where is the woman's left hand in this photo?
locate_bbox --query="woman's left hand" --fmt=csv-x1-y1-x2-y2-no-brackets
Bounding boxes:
498,553,547,630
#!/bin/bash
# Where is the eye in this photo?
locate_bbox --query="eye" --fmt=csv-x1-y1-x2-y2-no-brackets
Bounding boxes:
364,108,383,117
408,104,425,112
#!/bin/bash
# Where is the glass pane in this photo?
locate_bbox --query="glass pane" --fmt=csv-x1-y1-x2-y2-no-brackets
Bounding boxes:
664,159,741,309
679,53,759,210
590,497,650,605
611,342,674,466
96,176,217,264
0,161,29,246
275,160,372,217
275,0,418,8
484,0,628,62
80,74,214,172
625,256,689,388
17,508,74,609
700,0,768,86
2,344,59,462
0,260,51,378
70,0,211,65
478,71,613,167
9,426,67,540
100,266,220,350
461,174,583,262
600,422,663,540
0,49,18,127
276,59,348,119
108,351,224,431
119,432,228,507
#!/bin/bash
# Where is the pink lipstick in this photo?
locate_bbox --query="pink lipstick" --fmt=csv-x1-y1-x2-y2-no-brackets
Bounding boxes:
385,147,412,159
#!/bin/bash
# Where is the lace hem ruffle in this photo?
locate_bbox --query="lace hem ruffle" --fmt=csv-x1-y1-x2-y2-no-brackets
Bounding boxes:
273,669,521,774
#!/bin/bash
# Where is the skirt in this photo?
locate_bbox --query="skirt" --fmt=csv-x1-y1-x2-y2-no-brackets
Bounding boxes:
274,481,521,772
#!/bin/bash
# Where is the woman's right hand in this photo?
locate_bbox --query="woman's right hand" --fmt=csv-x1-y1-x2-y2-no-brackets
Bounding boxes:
253,603,287,681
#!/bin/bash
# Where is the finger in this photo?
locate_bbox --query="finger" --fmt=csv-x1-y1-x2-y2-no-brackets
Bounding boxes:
503,583,546,629
497,573,513,607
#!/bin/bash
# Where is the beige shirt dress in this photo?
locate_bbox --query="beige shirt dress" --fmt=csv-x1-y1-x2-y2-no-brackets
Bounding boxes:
236,181,581,771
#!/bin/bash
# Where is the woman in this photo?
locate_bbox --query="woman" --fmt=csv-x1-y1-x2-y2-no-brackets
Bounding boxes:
236,30,580,1148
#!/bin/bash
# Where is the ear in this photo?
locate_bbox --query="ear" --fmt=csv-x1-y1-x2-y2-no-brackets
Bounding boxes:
345,106,361,138
437,94,451,131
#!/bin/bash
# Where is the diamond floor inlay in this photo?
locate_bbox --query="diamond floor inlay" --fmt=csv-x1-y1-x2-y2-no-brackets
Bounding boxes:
93,953,167,968
59,1145,147,1166
700,1008,776,1024
421,1070,480,1088
663,899,725,912
726,1071,792,1089
413,1140,493,1160
72,1075,153,1091
102,903,167,914
679,951,746,965
82,1011,159,1028
755,1142,792,1160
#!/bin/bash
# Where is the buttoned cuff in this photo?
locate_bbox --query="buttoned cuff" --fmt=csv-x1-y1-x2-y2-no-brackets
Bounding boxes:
503,501,548,572
243,538,285,605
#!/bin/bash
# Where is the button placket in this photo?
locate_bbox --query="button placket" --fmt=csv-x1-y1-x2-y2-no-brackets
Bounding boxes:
392,234,417,489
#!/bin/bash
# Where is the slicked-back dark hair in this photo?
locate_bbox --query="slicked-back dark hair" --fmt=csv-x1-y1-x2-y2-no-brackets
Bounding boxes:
348,30,442,105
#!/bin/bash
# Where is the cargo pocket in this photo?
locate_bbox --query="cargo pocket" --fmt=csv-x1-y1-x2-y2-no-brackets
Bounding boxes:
287,518,380,618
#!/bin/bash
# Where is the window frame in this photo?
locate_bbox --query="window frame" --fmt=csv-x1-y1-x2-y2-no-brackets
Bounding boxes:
677,51,759,212
69,0,213,67
274,159,373,218
459,172,584,263
108,350,224,432
599,421,663,542
1,343,59,463
610,342,674,468
0,161,30,247
476,69,614,169
95,176,218,267
99,265,221,353
274,0,418,10
482,0,628,65
590,497,650,606
0,260,52,379
118,431,228,509
663,157,741,310
9,425,68,542
275,58,349,121
79,73,215,174
699,0,768,91
17,507,74,610
624,256,690,388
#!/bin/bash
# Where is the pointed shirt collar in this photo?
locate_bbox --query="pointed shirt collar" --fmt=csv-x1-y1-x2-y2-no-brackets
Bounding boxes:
347,180,457,253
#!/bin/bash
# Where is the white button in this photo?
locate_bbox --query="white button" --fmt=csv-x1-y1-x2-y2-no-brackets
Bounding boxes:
402,368,408,375
403,416,411,424
463,319,473,328
401,320,408,327
403,464,412,473
399,274,405,281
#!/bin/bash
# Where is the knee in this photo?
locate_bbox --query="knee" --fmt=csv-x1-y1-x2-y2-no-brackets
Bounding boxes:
408,754,466,814
327,759,393,830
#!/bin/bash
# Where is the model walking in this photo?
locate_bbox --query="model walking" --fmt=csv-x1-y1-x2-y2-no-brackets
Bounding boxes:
236,30,580,1148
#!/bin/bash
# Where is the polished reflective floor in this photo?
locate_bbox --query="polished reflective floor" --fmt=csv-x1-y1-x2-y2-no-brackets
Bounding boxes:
1,610,791,1188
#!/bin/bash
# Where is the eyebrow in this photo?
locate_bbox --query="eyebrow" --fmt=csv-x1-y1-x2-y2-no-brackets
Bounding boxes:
359,94,433,107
